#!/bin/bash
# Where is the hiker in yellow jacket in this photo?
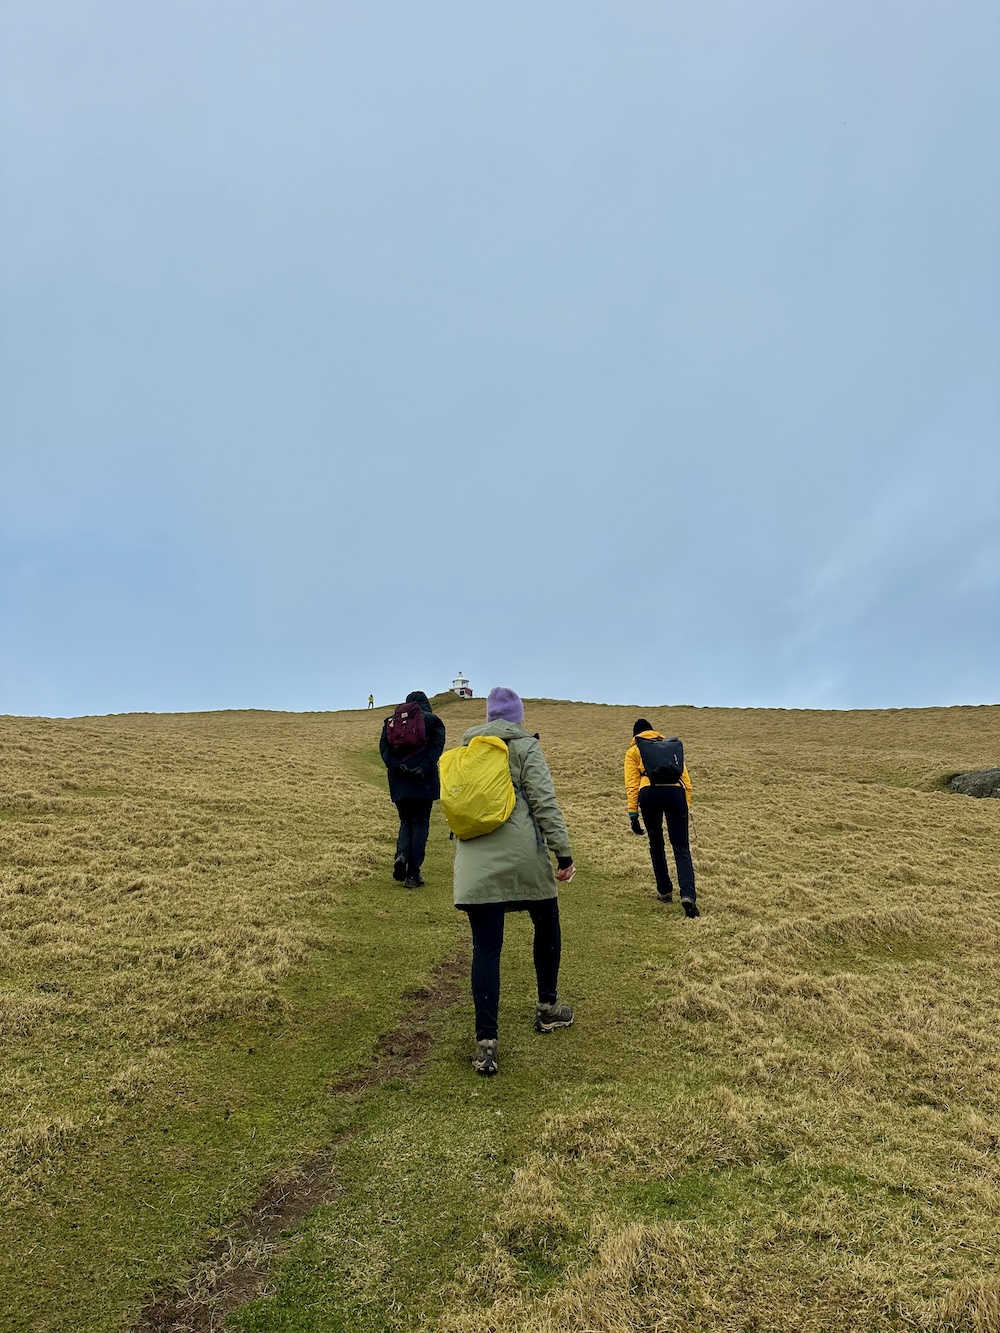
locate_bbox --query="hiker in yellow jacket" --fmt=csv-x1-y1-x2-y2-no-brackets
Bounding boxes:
624,718,699,917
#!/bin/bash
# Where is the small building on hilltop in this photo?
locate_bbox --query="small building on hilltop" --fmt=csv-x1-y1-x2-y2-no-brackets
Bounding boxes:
451,672,473,698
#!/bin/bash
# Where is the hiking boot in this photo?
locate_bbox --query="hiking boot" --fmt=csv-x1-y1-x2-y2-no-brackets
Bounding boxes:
393,856,407,882
681,898,700,918
656,892,673,903
404,873,425,889
534,997,574,1033
473,1039,498,1076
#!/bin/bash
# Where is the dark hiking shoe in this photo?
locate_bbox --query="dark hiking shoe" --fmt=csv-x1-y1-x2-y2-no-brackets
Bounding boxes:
404,873,425,889
393,856,407,882
534,997,574,1033
656,892,673,903
681,898,700,918
473,1039,498,1076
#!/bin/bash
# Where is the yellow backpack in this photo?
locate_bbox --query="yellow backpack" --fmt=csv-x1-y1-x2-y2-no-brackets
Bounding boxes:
439,736,517,840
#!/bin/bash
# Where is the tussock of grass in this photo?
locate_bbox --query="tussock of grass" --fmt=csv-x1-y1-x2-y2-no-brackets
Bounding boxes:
493,1156,576,1258
920,1277,1000,1332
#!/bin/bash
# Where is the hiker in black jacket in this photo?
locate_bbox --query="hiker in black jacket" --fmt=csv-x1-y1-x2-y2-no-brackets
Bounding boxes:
379,691,446,888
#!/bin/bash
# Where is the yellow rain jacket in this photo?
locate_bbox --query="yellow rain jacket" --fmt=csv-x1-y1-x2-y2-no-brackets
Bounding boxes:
624,730,692,815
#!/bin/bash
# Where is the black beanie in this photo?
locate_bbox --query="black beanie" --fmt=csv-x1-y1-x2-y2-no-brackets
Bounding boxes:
633,717,653,736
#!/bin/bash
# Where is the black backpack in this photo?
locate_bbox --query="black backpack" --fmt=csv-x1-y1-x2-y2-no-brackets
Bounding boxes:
635,735,685,785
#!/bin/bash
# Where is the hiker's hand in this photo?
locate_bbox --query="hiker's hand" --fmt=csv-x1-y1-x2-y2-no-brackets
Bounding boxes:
629,815,645,837
555,857,575,882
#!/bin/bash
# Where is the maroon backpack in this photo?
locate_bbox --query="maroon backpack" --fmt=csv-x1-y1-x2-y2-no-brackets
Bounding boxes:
385,701,427,754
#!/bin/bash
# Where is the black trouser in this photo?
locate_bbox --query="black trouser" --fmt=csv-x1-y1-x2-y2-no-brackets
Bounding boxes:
463,898,561,1041
639,784,696,901
394,797,433,874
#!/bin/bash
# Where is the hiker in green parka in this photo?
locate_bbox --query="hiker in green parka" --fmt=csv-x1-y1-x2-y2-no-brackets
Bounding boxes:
453,687,575,1078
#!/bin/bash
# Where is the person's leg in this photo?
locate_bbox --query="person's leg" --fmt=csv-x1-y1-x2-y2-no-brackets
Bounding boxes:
528,898,573,1031
394,798,415,875
466,904,505,1041
527,898,561,1004
638,787,673,897
407,798,433,874
663,787,698,911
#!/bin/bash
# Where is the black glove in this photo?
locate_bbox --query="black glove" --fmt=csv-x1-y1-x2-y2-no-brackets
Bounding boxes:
629,814,645,837
556,856,574,871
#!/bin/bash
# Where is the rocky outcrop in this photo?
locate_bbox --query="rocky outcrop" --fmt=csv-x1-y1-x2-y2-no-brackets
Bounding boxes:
949,768,1000,799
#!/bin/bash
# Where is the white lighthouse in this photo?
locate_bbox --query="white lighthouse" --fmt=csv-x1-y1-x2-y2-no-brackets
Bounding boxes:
451,671,473,699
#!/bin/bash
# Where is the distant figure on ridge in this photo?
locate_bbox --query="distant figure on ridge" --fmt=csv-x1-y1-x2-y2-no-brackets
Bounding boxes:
440,687,575,1077
368,694,374,709
379,691,446,889
625,717,699,917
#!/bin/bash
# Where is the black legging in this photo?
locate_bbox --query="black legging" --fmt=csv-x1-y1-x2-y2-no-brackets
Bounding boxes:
638,784,696,901
394,797,433,874
463,898,561,1041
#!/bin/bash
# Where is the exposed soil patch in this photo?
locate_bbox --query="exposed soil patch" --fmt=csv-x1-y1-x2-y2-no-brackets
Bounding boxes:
330,954,467,1095
129,1155,342,1333
130,951,468,1333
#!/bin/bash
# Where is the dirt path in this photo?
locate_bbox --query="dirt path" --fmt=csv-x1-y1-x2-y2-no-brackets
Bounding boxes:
130,954,468,1333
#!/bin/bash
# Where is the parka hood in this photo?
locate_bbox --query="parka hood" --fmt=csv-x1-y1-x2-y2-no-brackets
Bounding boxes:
462,718,533,745
405,690,432,712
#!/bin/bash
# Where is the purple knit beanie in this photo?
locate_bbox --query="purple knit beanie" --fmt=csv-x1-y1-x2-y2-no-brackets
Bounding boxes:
486,686,524,724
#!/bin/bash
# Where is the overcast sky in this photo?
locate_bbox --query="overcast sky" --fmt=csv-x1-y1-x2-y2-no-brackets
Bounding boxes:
2,1,998,716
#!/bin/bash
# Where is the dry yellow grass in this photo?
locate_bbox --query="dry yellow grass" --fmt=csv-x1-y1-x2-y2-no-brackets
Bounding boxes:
0,708,402,1198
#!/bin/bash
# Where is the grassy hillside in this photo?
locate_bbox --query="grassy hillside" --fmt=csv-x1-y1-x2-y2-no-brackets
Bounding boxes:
2,700,999,1332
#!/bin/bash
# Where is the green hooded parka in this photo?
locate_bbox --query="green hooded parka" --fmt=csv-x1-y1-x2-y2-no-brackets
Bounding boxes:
452,719,572,907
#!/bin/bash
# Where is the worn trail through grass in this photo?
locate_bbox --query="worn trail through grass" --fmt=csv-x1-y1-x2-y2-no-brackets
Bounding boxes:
2,698,1000,1332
